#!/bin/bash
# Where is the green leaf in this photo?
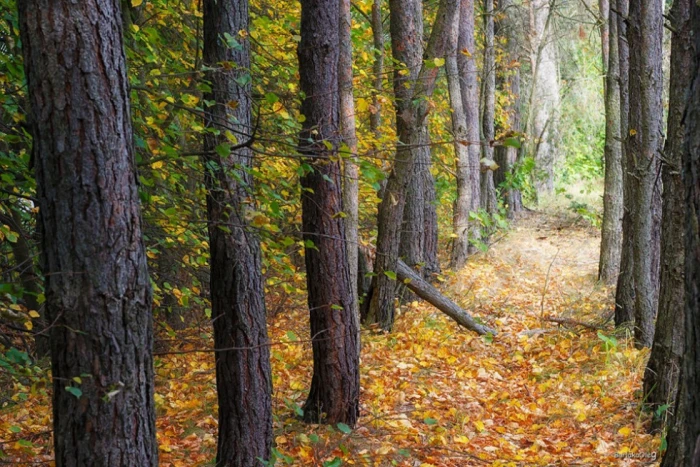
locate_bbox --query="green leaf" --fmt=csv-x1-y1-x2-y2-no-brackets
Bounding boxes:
286,330,298,342
503,137,521,149
424,417,438,425
323,458,342,467
65,386,82,399
9,426,21,433
383,270,397,281
336,422,352,434
264,92,279,104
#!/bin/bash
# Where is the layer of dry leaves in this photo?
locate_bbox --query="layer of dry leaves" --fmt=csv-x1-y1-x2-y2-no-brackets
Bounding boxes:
1,211,661,466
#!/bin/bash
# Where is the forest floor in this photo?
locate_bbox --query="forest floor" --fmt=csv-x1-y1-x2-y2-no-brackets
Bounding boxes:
1,200,663,466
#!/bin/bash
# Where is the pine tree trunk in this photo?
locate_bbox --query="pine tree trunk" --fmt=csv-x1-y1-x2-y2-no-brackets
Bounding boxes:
598,0,624,284
661,4,700,465
202,0,274,463
18,2,157,464
298,0,360,425
627,0,663,349
614,0,636,328
339,0,361,354
367,0,458,330
644,0,692,430
451,0,481,268
480,0,498,214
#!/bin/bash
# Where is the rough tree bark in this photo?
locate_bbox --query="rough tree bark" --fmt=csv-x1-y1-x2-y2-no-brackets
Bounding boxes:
643,0,691,431
480,0,498,214
614,0,635,327
202,0,273,464
18,1,157,464
366,0,458,331
339,0,361,350
298,0,360,425
451,0,482,268
627,0,663,348
398,0,440,281
662,5,700,465
599,0,609,82
598,0,623,284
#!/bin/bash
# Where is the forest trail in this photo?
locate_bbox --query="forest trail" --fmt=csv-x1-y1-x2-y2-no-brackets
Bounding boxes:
2,209,661,466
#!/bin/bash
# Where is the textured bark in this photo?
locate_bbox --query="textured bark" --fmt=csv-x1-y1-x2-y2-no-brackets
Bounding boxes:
480,0,498,214
366,0,458,331
339,0,361,353
18,2,157,465
395,259,496,335
644,0,691,430
202,0,273,464
451,0,482,267
370,0,385,136
661,4,700,465
298,0,360,425
627,0,663,349
598,0,624,284
599,0,609,82
614,0,635,328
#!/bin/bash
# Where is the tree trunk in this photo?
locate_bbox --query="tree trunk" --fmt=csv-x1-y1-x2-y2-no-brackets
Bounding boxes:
18,1,157,464
366,0,458,331
644,0,692,431
494,0,524,218
598,0,624,284
339,0,361,355
480,0,498,215
599,0,609,84
627,0,663,349
202,0,273,464
298,0,360,426
662,5,700,465
370,0,385,136
451,0,482,268
614,0,635,328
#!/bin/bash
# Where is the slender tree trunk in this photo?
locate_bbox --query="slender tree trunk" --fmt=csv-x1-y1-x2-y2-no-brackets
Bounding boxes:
18,1,157,464
598,0,624,284
451,0,481,267
480,0,498,214
370,0,385,136
615,0,635,327
298,0,360,425
366,0,458,330
339,0,361,353
644,0,692,430
662,6,700,464
599,0,609,83
202,0,273,464
627,0,663,349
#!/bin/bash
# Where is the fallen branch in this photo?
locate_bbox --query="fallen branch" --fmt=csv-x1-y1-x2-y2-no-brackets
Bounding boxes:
395,259,497,336
543,315,605,331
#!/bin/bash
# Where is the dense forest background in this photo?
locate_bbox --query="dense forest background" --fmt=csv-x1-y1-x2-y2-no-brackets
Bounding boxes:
1,0,700,465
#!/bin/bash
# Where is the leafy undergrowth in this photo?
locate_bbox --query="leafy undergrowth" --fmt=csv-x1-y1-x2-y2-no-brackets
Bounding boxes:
1,211,661,466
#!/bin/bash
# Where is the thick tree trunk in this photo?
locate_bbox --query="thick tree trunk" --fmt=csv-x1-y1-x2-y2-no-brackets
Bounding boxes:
661,4,700,465
18,2,157,464
339,0,361,353
598,0,624,284
614,0,635,328
366,0,458,331
480,0,498,214
451,0,482,268
627,0,663,349
298,0,360,425
644,0,691,430
370,0,385,136
202,0,273,464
